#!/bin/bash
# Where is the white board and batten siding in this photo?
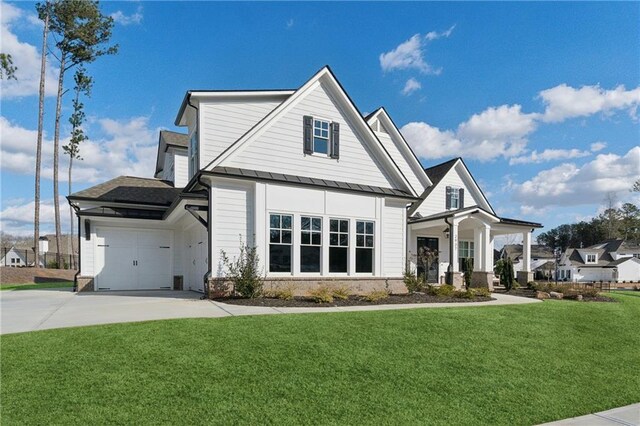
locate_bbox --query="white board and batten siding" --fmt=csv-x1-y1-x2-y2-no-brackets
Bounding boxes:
199,99,282,168
382,199,406,277
173,150,189,187
222,82,396,189
211,179,255,278
415,164,481,217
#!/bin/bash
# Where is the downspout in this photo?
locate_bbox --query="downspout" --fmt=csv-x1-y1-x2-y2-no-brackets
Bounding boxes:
189,94,212,298
68,200,80,292
444,216,454,285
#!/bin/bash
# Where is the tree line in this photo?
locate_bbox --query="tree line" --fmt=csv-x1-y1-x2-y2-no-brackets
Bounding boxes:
537,186,640,252
1,1,117,269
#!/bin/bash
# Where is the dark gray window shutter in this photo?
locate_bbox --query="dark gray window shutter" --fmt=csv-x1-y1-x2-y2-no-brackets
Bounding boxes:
330,122,340,159
459,188,464,209
303,115,313,154
445,186,452,209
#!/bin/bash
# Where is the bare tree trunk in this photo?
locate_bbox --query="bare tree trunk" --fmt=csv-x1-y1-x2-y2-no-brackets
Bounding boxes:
68,157,75,269
34,10,49,269
53,54,65,268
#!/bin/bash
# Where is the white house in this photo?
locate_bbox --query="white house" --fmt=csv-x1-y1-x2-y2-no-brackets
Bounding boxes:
558,240,640,283
1,247,29,267
500,244,556,280
68,66,541,294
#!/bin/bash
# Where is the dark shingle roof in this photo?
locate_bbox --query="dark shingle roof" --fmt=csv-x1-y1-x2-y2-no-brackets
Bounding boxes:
161,130,189,148
419,158,460,199
68,176,182,206
205,167,417,199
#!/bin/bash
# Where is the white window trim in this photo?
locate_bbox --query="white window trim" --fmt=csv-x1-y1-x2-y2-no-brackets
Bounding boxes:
585,253,597,264
300,215,322,274
267,212,294,276
450,187,460,210
354,220,375,275
328,217,350,275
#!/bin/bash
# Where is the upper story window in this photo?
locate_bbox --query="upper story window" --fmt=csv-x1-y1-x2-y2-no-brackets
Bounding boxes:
303,115,339,159
446,186,464,210
189,131,198,178
313,119,330,154
586,253,597,264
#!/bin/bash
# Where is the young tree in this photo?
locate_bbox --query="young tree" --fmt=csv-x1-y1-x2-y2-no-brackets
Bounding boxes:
63,67,92,269
44,0,117,267
0,53,17,80
34,1,52,269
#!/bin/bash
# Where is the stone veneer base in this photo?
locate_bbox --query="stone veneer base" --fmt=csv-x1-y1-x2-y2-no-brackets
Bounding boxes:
76,276,94,292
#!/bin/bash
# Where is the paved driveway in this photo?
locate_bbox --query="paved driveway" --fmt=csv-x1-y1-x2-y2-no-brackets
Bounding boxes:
1,288,540,335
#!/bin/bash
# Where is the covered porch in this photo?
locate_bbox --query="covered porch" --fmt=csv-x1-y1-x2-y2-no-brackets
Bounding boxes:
407,207,542,289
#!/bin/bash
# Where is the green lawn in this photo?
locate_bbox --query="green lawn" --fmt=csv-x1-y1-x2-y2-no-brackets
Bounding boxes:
0,281,74,291
2,293,639,425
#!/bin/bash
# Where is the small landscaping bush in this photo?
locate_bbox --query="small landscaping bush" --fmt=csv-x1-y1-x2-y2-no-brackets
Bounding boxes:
265,285,295,300
332,285,351,300
463,258,473,290
403,267,423,294
425,284,437,296
452,289,474,299
220,239,263,298
308,285,334,304
436,284,455,297
472,288,491,298
364,290,389,303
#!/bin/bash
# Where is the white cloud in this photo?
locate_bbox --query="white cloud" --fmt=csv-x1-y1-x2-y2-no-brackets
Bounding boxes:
0,115,159,185
539,84,640,123
402,104,536,161
425,24,456,41
401,77,421,96
0,1,58,98
110,6,143,26
508,148,592,165
0,197,70,236
509,146,640,208
590,141,607,152
379,27,455,75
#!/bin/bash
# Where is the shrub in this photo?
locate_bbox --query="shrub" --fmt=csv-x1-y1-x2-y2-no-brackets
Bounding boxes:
364,289,389,303
332,285,351,300
463,258,473,290
452,289,474,299
633,285,640,292
472,287,491,298
220,238,263,298
436,284,455,297
527,281,537,289
403,267,423,294
265,285,295,300
425,284,438,296
309,285,334,303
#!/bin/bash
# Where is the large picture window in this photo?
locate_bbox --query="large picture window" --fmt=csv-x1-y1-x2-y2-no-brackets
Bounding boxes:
301,216,322,273
356,220,374,273
329,219,349,273
269,214,292,272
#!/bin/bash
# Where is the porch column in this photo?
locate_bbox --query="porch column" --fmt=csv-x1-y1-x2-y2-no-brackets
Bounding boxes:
517,230,533,284
451,219,459,273
471,224,494,290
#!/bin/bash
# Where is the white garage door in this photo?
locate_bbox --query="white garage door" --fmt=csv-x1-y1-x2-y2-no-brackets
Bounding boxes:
95,228,172,291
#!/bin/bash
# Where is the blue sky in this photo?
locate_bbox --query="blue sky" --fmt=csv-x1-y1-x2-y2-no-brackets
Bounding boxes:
1,1,639,241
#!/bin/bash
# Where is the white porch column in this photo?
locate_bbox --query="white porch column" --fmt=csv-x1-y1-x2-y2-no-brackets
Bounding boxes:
481,224,493,273
522,230,532,272
451,219,459,273
473,227,483,270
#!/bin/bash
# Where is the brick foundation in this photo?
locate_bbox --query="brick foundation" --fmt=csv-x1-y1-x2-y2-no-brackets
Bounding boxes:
76,276,94,292
206,277,406,298
470,271,494,291
446,272,465,289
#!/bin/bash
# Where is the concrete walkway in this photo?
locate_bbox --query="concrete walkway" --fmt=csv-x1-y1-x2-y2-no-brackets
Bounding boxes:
1,288,539,335
541,403,640,425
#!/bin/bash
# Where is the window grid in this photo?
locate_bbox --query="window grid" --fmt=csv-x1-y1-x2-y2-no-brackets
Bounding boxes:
356,221,374,248
313,119,330,154
450,188,460,209
270,214,292,245
329,219,349,247
458,241,474,258
301,216,322,246
586,254,596,263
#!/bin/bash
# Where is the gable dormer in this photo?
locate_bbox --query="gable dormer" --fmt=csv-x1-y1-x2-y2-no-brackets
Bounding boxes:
411,158,494,217
578,250,599,264
154,130,189,187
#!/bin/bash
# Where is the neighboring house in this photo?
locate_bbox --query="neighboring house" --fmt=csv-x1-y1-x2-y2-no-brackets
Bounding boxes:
68,66,541,293
1,235,78,268
500,244,556,280
558,239,640,283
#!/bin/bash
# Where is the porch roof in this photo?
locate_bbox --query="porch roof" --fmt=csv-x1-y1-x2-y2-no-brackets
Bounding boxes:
409,206,542,228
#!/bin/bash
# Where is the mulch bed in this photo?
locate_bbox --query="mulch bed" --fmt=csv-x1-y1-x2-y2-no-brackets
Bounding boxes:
214,293,494,307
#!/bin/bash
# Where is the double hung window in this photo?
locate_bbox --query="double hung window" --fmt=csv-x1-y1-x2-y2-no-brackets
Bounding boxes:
355,221,374,273
301,216,322,272
329,219,349,273
269,214,292,272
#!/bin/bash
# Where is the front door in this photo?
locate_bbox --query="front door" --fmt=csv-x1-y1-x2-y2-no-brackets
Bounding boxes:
417,237,439,283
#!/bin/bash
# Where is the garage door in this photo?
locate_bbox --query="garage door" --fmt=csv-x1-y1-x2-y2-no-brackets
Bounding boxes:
95,228,172,291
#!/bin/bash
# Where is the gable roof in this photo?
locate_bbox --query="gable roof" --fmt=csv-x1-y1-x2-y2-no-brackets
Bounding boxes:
155,130,189,176
563,239,640,267
68,176,182,207
200,66,419,198
414,157,495,215
364,107,432,191
502,244,555,260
